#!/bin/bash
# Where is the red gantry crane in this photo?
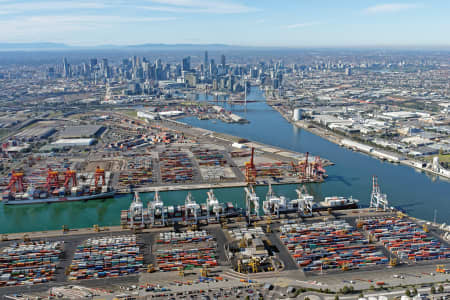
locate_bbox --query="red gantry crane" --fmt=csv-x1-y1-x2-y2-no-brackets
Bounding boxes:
45,168,60,191
6,171,25,193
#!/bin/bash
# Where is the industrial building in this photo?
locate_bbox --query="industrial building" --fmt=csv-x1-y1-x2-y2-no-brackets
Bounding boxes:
59,125,104,139
14,127,56,141
42,138,96,151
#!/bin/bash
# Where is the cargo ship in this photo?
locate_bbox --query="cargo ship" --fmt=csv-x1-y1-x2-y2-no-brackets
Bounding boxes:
122,190,241,228
262,183,359,216
2,168,115,205
319,196,359,210
262,184,314,216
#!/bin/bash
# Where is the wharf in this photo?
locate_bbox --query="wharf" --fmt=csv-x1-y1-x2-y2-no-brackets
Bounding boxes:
272,105,450,180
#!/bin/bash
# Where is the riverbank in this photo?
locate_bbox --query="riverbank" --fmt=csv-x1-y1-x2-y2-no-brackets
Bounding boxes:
271,105,450,181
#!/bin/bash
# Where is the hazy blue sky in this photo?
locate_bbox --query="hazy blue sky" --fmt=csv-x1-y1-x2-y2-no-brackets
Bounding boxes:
0,0,449,47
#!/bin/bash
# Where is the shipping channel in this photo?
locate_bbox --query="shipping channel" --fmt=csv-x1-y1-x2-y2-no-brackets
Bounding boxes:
0,88,448,234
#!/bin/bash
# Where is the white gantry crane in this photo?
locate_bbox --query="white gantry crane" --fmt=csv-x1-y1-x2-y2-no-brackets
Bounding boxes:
206,189,222,222
184,192,200,224
245,185,260,223
370,176,389,211
148,190,165,226
295,185,314,217
129,191,144,227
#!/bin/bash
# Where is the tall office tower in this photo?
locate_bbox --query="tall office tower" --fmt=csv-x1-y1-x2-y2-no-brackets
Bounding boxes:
90,58,98,68
220,54,226,67
63,57,69,78
182,56,191,71
204,51,209,68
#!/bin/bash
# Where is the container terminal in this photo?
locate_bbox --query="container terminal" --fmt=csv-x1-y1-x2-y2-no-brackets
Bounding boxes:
0,111,449,298
0,110,333,203
0,178,448,298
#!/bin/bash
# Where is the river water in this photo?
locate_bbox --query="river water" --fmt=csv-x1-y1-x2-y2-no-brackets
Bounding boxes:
0,88,448,234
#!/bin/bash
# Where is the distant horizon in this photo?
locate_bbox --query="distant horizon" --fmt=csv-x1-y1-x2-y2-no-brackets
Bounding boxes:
1,41,450,51
0,1,449,48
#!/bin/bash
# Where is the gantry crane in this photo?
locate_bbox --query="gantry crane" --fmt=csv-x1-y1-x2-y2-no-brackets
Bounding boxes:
64,168,77,189
6,171,25,193
244,185,260,223
94,166,105,187
46,168,60,191
369,176,388,211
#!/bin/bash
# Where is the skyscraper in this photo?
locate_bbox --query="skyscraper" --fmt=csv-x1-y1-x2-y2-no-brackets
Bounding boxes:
204,51,208,68
182,56,191,72
63,57,69,78
220,54,226,67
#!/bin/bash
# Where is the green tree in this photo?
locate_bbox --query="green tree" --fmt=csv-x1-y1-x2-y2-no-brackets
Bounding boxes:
412,287,417,296
334,295,339,300
438,285,444,293
430,286,436,294
405,289,411,297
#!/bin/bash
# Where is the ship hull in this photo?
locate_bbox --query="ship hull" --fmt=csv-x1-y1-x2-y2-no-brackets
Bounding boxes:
4,191,115,205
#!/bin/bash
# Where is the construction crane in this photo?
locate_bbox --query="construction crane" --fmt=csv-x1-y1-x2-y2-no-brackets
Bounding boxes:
94,166,106,187
64,168,77,189
46,168,60,191
245,147,257,183
6,171,25,193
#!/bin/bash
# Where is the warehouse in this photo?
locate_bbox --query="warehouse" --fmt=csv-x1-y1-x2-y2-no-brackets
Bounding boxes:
50,139,96,149
59,125,105,138
15,127,56,141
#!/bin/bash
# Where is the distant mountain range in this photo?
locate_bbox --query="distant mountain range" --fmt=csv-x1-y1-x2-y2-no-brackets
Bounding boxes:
0,42,240,51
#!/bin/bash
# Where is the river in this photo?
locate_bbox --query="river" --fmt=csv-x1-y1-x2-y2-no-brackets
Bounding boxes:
0,88,448,234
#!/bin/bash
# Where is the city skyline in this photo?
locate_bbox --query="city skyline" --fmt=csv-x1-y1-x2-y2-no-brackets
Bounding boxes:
0,0,450,47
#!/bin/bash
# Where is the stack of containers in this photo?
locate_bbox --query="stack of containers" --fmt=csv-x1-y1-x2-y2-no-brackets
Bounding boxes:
361,217,450,262
192,149,227,166
68,235,144,280
156,231,214,244
156,247,218,271
279,220,388,271
156,231,217,272
159,150,194,183
0,241,63,286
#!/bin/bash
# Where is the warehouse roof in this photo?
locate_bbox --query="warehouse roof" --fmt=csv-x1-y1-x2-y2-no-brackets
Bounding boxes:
59,125,104,138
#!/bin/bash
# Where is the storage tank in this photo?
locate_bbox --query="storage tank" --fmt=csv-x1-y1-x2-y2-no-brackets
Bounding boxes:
293,108,302,121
